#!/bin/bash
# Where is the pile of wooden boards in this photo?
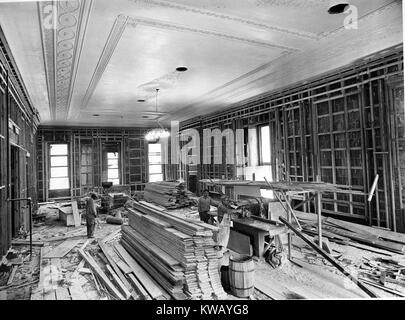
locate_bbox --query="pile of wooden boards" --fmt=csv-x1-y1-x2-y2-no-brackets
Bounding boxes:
357,255,405,296
121,200,227,300
295,211,405,254
143,181,195,209
108,193,130,209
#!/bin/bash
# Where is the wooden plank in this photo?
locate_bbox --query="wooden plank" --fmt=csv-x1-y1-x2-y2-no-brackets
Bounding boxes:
38,247,48,289
11,240,44,246
255,281,288,300
101,228,121,243
128,273,152,300
71,259,85,279
327,217,405,244
114,243,163,299
7,265,18,285
43,239,81,258
78,248,125,300
116,260,132,275
71,201,81,227
69,277,88,300
346,242,394,256
97,240,134,295
55,287,71,300
105,264,131,299
280,216,379,298
45,232,87,242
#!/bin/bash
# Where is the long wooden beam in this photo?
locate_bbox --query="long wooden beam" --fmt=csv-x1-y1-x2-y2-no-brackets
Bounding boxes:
78,249,125,300
279,216,378,298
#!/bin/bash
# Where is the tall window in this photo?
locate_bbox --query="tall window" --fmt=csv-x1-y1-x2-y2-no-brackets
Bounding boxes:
49,144,69,190
107,152,119,185
259,125,271,165
80,143,93,187
148,143,163,182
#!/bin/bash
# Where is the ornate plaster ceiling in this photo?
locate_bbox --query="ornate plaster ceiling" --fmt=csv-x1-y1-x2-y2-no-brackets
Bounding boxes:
0,0,402,127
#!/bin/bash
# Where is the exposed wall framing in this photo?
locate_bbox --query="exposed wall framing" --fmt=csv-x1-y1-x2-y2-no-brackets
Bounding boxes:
0,26,39,257
36,127,149,202
181,45,405,232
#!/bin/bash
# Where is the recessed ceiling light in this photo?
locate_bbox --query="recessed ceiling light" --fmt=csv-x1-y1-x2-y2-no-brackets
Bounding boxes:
138,99,146,102
176,66,188,72
93,114,100,117
328,1,349,14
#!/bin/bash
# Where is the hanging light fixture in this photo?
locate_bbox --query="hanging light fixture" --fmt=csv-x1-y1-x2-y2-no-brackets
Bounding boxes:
145,88,170,142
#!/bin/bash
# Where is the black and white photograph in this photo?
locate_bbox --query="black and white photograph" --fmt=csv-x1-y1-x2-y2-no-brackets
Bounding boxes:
0,0,404,315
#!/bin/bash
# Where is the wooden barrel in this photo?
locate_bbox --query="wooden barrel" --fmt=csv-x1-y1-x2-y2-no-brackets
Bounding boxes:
229,255,254,298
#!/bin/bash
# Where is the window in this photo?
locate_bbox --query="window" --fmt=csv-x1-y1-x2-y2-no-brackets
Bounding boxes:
107,152,120,185
49,144,69,190
80,143,93,187
148,143,163,182
259,125,271,165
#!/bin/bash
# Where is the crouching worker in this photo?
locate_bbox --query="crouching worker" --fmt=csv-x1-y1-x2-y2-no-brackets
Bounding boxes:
85,192,98,238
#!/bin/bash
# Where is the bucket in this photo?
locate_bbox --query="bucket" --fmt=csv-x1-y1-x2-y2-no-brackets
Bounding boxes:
220,265,230,291
229,255,255,298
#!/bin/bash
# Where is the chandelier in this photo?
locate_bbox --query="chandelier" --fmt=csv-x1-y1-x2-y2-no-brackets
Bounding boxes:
145,88,170,141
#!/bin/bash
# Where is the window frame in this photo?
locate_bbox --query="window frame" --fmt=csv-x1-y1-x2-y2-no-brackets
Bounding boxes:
107,151,120,185
48,143,70,190
148,143,163,182
258,124,271,166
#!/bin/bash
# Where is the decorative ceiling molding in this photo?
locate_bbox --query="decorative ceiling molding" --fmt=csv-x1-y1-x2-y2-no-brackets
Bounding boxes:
80,14,128,113
128,0,321,40
79,14,298,112
38,0,93,121
126,16,298,51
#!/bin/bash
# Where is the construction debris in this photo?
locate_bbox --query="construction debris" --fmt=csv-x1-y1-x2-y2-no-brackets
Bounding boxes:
295,211,405,254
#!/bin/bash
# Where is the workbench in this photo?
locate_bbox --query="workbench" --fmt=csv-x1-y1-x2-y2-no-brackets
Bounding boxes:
231,217,288,258
200,178,366,259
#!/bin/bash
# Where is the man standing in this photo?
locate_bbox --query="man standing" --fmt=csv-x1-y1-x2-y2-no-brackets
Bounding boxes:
198,189,214,224
85,193,98,238
216,195,233,253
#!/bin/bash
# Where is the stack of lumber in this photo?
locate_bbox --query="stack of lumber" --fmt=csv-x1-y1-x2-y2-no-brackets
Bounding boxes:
295,211,405,254
200,179,365,195
108,193,130,209
121,201,227,300
143,181,195,209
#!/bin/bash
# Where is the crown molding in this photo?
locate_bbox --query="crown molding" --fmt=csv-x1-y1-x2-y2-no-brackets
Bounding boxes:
38,0,93,121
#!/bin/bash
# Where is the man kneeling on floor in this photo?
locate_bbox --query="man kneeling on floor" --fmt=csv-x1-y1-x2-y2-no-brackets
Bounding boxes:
85,192,99,238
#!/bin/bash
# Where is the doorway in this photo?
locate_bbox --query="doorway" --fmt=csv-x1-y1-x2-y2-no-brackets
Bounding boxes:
10,145,19,237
